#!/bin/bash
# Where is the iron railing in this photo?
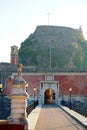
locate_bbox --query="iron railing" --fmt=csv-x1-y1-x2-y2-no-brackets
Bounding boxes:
26,100,38,117
61,100,87,117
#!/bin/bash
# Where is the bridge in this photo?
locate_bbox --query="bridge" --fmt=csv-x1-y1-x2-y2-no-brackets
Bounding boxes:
0,103,87,130
28,104,87,130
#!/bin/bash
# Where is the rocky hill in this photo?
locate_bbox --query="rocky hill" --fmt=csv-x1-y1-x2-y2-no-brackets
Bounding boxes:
19,25,87,71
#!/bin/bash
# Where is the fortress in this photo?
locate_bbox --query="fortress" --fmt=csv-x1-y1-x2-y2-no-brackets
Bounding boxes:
3,45,87,105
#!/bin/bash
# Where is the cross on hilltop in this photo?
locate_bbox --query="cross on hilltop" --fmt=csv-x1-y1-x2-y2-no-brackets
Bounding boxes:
46,11,52,25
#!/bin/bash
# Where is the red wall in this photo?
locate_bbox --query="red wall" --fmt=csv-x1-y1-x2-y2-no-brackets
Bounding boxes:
55,75,87,95
3,73,87,96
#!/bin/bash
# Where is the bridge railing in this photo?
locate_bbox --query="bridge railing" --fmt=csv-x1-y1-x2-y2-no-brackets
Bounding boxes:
61,100,87,117
26,100,38,117
0,94,11,119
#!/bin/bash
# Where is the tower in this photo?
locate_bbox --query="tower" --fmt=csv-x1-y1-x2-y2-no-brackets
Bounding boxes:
11,45,18,65
79,25,82,32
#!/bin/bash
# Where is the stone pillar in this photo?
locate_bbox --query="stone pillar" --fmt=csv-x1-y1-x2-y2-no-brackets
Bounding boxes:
8,64,28,130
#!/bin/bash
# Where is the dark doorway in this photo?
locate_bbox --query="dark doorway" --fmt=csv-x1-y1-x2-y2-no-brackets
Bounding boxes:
44,89,55,104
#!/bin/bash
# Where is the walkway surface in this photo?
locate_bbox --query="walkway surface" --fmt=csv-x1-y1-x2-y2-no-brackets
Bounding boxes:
28,104,87,130
0,104,87,130
34,105,86,130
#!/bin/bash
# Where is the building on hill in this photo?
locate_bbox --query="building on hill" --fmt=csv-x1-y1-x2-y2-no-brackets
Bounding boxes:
18,25,87,69
3,25,87,105
3,72,87,105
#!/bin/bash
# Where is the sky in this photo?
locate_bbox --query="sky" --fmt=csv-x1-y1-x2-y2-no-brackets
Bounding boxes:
0,0,87,63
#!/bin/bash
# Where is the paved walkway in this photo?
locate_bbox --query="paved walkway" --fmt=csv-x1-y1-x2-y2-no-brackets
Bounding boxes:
0,104,87,130
34,105,86,130
28,104,87,130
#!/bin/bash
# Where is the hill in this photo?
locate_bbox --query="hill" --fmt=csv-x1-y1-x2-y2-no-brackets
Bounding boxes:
18,25,87,71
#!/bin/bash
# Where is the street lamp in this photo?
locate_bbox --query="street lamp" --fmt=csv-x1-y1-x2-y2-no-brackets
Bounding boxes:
85,76,87,99
69,88,72,110
0,84,2,93
37,89,39,102
33,87,37,108
62,91,64,105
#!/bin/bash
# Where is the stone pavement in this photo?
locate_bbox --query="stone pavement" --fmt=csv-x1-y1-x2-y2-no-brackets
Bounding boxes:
28,104,87,130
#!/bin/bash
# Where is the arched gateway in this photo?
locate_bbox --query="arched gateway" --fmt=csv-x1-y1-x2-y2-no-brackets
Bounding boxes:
39,81,59,105
44,89,55,104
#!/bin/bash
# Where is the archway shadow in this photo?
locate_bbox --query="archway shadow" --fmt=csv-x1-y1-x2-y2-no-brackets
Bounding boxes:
44,89,55,104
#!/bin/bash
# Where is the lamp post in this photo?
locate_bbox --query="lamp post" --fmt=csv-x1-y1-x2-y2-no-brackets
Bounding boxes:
33,87,37,109
0,70,2,94
37,89,39,103
0,84,2,94
62,91,64,105
85,76,87,99
69,88,72,110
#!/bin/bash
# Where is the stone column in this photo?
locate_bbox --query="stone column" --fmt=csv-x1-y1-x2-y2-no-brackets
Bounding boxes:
8,64,28,130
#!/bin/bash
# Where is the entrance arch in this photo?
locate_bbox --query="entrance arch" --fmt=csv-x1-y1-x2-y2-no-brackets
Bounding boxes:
44,89,55,104
40,81,59,105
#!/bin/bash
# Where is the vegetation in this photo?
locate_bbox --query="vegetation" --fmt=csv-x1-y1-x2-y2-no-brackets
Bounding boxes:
18,25,87,71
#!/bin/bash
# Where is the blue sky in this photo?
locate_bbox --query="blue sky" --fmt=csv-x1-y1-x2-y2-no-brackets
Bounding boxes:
0,0,87,62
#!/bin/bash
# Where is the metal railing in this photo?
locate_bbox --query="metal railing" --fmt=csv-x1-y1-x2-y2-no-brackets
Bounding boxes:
26,100,38,117
61,100,87,117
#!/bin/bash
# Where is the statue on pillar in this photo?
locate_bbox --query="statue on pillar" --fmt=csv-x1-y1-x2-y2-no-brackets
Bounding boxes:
17,63,22,77
12,63,26,85
8,63,28,130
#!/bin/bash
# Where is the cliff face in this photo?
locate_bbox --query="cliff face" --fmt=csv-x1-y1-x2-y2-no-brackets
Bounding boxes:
19,25,87,70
